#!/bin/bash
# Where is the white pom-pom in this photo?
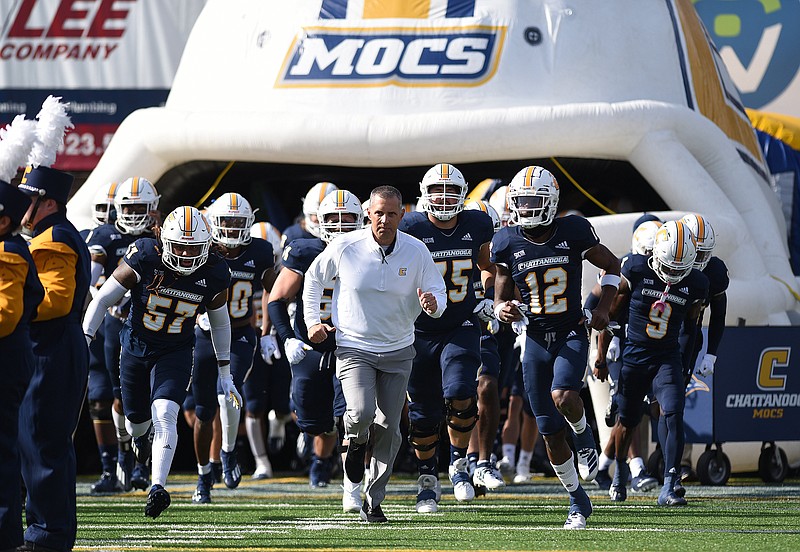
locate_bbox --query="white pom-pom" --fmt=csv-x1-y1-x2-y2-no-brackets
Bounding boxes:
27,95,74,169
0,115,38,183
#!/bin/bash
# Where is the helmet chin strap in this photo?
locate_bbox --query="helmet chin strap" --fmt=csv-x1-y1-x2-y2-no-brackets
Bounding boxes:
23,195,44,234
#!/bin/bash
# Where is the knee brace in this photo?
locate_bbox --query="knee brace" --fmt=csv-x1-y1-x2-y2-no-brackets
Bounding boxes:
408,422,440,452
88,400,112,421
445,397,479,433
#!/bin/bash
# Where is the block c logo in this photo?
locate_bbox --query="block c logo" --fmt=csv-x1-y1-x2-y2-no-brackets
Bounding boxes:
756,347,790,391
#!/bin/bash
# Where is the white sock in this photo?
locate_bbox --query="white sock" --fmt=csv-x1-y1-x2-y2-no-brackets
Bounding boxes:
125,418,151,439
113,409,131,442
217,394,241,453
598,452,613,471
502,444,516,464
198,462,212,476
246,415,268,457
551,453,580,493
629,456,646,478
343,475,361,492
517,450,533,472
567,412,587,435
150,399,179,488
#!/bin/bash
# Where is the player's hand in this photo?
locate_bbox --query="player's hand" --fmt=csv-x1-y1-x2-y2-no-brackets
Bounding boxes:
308,323,334,344
473,298,495,322
607,336,620,362
260,335,281,365
494,300,524,324
585,307,610,331
220,374,242,409
284,337,313,365
196,312,211,331
418,288,438,315
593,359,609,382
696,354,716,378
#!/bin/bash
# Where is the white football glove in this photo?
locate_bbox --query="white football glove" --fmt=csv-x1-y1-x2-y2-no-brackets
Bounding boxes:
696,354,716,378
488,318,500,335
511,316,528,336
260,335,281,365
284,337,312,365
473,298,495,322
513,332,527,356
606,336,620,362
220,374,243,409
196,312,211,331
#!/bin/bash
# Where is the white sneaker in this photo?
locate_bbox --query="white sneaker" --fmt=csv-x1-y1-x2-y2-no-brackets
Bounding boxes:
449,458,475,502
251,456,273,480
563,511,587,530
342,479,362,513
415,475,439,513
497,455,515,477
513,466,532,484
473,464,506,490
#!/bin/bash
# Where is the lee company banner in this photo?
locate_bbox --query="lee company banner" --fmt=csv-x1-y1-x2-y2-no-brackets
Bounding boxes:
0,0,206,170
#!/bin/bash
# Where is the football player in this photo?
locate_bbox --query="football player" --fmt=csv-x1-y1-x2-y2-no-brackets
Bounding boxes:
189,193,277,503
596,220,708,506
0,181,43,552
86,177,159,493
280,181,338,248
83,206,238,518
492,165,620,529
268,190,363,506
399,164,496,513
462,200,506,492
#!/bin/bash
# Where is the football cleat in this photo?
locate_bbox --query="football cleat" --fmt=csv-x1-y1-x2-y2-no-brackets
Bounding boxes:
673,480,686,498
564,492,592,529
497,455,515,477
449,458,475,502
220,449,242,489
192,471,214,504
116,446,135,492
513,464,533,484
360,502,388,523
631,474,659,493
344,439,368,486
572,426,599,481
252,460,273,480
90,472,123,494
144,484,171,518
609,484,627,502
131,463,150,491
610,458,629,502
563,511,587,530
211,461,223,484
658,488,688,506
132,426,153,465
342,478,363,513
473,463,506,490
415,475,439,513
594,468,612,491
309,454,333,488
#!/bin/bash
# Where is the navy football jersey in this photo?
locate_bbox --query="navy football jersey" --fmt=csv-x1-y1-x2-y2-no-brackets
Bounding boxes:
86,223,141,278
400,209,494,332
281,222,315,249
490,215,599,333
222,238,274,323
622,254,709,350
123,238,230,349
703,256,729,300
281,237,335,351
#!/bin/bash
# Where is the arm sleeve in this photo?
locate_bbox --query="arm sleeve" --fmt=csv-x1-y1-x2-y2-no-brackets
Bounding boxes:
31,241,79,321
268,299,295,343
90,260,104,286
82,276,128,338
207,303,231,362
302,249,336,328
0,252,27,338
706,292,727,355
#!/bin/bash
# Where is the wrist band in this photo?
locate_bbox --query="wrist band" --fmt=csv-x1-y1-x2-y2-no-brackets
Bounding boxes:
600,274,621,289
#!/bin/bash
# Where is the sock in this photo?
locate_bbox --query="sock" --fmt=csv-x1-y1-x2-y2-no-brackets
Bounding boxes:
98,445,118,473
450,444,468,465
659,412,684,481
246,415,268,457
217,394,241,453
416,455,438,477
198,462,212,476
150,399,179,488
551,453,580,493
343,475,361,492
113,409,131,443
502,444,516,464
598,452,613,471
517,450,533,472
629,456,646,478
467,451,479,471
567,412,587,435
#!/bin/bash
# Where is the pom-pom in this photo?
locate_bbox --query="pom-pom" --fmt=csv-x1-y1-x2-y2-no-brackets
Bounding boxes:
27,95,74,169
0,115,38,183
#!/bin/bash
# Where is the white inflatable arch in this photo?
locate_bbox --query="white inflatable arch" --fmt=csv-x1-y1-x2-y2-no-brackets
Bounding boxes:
69,0,799,325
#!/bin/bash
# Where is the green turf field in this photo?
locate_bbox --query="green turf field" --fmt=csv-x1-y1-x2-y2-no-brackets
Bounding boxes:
75,474,800,551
